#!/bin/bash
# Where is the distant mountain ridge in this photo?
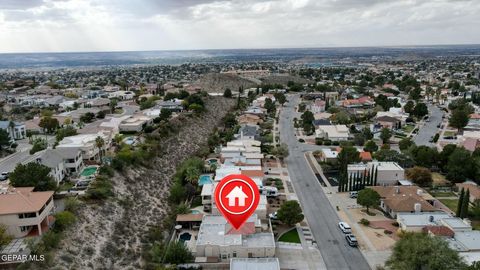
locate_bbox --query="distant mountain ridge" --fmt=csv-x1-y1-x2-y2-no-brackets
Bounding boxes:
1,45,480,69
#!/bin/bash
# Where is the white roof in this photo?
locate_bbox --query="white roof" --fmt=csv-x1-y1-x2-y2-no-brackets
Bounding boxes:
454,231,480,251
201,184,213,196
196,215,274,248
230,258,280,270
397,212,451,227
322,149,338,158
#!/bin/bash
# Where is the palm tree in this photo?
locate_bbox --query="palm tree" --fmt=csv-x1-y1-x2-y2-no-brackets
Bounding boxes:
185,167,200,185
8,120,15,140
95,136,105,163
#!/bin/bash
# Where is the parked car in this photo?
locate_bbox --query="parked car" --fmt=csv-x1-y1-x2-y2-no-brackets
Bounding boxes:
346,234,358,247
338,222,352,234
349,191,358,198
0,172,9,181
269,211,278,220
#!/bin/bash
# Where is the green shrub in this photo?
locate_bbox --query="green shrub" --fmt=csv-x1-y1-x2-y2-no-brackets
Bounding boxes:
360,218,370,226
54,211,76,232
86,176,114,200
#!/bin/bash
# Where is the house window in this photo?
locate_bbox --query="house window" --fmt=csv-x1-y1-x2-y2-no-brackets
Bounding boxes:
232,251,237,258
221,254,227,260
20,226,29,232
18,212,36,219
248,252,253,258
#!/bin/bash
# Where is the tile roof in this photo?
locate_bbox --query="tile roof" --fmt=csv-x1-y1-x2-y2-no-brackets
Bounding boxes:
0,187,53,215
456,183,480,200
370,186,438,213
422,225,455,237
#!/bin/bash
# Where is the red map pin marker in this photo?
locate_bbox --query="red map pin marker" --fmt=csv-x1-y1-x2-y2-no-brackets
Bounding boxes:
214,174,260,230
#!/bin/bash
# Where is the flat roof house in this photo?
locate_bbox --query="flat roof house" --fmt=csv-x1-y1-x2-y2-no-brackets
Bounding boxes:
0,187,54,238
315,125,350,141
230,258,280,270
348,161,405,186
57,131,110,161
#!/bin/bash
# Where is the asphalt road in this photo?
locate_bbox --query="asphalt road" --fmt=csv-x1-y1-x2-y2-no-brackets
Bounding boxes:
279,95,371,270
413,104,443,146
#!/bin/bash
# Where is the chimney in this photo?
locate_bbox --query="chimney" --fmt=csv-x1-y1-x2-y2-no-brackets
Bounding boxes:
414,203,422,213
417,189,423,196
395,186,400,194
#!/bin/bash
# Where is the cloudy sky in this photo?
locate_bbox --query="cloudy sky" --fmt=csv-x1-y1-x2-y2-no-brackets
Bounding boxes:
0,0,479,53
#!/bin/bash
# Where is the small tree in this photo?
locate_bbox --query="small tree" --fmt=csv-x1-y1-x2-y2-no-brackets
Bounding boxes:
357,188,380,214
0,225,12,248
273,143,289,160
386,232,466,270
457,188,465,217
110,98,118,113
449,109,470,132
363,140,378,153
95,136,105,163
380,127,392,144
9,163,56,191
223,88,232,98
399,138,414,151
405,167,433,187
460,189,470,219
0,129,11,150
164,241,194,264
54,211,76,232
277,200,304,227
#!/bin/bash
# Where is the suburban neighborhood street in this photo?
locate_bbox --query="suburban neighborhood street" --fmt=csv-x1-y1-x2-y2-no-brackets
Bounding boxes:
413,104,443,146
279,94,371,270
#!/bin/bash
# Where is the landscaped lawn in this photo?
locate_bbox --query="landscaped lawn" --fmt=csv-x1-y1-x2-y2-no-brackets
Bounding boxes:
278,228,301,243
432,172,450,186
429,190,455,198
444,131,456,137
439,198,458,212
402,125,415,133
57,182,74,192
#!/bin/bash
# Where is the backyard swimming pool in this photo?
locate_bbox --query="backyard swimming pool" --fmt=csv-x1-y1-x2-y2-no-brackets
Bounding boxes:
81,166,98,177
179,232,192,242
198,174,213,186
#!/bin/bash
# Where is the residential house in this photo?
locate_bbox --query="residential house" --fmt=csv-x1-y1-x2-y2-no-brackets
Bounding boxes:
237,113,263,126
156,99,183,112
57,131,110,161
0,187,54,238
315,125,350,141
375,116,402,130
371,186,441,218
341,96,375,108
33,149,67,184
236,125,261,141
348,161,405,186
0,121,26,141
195,215,275,262
119,114,153,132
456,182,480,203
230,258,280,270
461,137,480,152
55,148,84,175
108,91,135,100
85,98,110,108
319,148,339,162
310,99,326,113
465,114,480,131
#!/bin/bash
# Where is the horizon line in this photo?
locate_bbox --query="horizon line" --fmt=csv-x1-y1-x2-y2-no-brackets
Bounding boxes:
0,43,479,55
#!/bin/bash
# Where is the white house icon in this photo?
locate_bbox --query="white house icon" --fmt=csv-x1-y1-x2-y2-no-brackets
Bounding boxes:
226,186,249,207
